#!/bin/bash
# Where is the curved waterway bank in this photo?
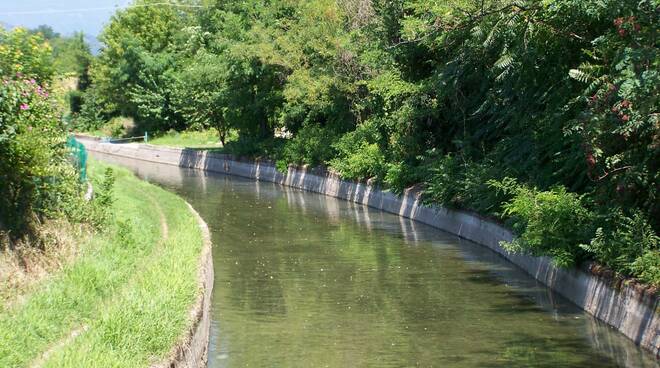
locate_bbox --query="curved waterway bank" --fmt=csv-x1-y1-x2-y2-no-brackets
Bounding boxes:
78,136,660,358
88,150,658,368
0,161,209,368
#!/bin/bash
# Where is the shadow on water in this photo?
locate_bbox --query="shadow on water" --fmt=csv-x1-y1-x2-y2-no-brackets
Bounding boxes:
90,151,659,368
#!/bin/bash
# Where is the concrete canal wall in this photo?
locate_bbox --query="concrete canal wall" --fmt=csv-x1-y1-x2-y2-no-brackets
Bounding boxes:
78,136,659,358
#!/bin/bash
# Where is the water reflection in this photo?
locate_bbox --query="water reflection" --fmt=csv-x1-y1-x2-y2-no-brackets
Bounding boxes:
90,152,659,368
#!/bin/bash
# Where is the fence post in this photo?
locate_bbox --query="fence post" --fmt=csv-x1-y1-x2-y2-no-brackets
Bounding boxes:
144,131,149,143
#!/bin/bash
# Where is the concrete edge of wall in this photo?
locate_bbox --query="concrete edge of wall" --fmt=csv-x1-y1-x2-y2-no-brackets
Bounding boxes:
151,202,214,368
77,136,658,358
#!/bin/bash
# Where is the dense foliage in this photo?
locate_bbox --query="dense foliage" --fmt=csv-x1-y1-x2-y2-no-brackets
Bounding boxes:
0,27,53,83
0,27,94,245
81,0,658,284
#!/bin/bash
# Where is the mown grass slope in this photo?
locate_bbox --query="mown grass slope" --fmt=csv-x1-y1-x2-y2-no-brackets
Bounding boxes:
0,160,203,367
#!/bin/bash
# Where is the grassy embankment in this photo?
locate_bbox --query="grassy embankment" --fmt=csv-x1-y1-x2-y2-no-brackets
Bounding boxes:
147,129,223,149
83,122,224,149
0,160,204,367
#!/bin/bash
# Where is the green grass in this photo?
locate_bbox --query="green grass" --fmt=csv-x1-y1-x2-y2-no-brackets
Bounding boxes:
84,117,135,139
79,126,233,149
0,160,204,367
148,129,224,148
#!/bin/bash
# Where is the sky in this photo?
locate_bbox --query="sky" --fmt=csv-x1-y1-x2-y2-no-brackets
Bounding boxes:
0,0,132,38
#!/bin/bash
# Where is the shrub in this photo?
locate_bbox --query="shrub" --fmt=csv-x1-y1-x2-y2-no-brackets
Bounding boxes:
70,88,107,132
631,251,660,287
115,219,135,248
90,168,115,227
582,211,659,285
331,142,386,182
280,124,337,167
0,77,83,238
423,154,463,207
499,185,594,268
0,27,53,83
224,135,286,159
330,122,387,181
103,117,130,138
384,161,422,194
424,155,510,215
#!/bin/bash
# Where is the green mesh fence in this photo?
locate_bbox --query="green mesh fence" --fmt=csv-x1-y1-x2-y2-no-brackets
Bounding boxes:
66,136,88,182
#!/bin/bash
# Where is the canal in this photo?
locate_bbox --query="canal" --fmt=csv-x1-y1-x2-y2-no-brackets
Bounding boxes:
93,153,658,368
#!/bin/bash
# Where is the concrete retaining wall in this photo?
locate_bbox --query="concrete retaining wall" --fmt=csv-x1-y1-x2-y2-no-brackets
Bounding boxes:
152,202,214,368
79,136,659,357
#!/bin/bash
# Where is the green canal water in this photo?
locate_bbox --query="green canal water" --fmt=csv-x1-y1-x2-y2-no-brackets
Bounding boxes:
93,153,659,368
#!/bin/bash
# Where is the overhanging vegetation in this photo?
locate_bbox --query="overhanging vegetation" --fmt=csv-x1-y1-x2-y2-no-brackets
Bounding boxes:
72,0,658,285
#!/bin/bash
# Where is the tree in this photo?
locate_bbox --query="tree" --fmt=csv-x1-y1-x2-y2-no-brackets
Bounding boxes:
51,32,93,87
0,27,53,83
79,0,660,282
90,0,189,123
29,24,60,40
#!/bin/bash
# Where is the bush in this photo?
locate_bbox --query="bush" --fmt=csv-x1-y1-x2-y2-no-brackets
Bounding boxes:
103,117,131,138
384,161,423,194
223,135,286,159
70,88,107,132
631,251,660,287
280,124,337,167
423,155,510,215
499,185,594,268
330,122,387,181
0,77,83,238
423,154,463,207
582,211,659,285
91,168,115,227
0,27,53,83
331,142,386,182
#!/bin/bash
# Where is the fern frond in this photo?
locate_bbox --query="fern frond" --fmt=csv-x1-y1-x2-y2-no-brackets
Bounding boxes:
569,69,592,83
495,53,514,70
471,25,484,39
507,13,521,27
577,62,604,74
496,67,513,82
483,18,505,47
585,75,608,94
